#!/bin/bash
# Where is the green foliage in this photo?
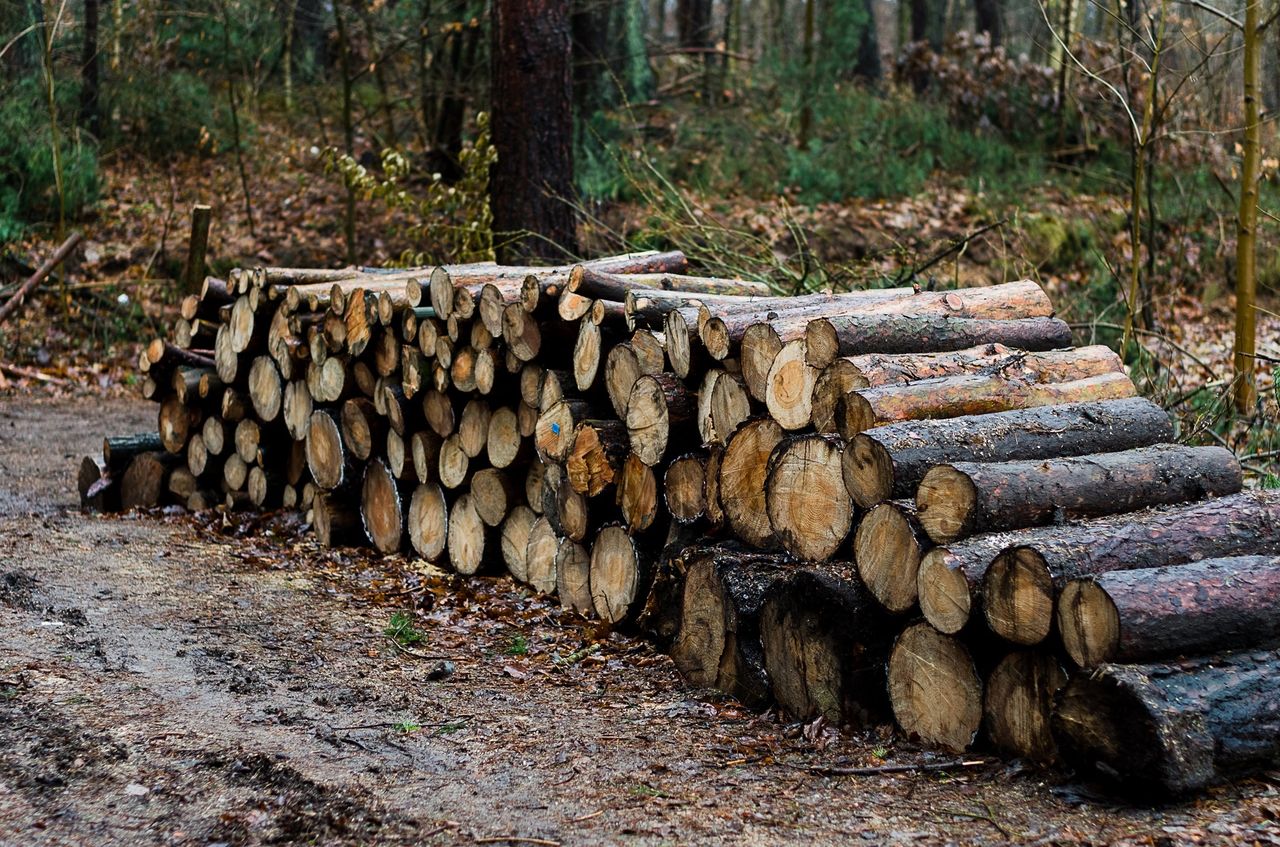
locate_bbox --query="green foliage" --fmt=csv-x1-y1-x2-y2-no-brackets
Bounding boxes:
504,635,528,656
326,112,497,264
384,611,425,647
394,720,422,733
0,79,98,243
104,70,229,157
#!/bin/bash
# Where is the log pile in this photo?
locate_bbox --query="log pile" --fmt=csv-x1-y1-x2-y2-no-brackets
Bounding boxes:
79,249,1280,798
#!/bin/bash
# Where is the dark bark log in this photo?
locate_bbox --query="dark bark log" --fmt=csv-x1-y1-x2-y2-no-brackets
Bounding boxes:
1053,647,1280,796
103,433,165,474
843,397,1174,509
982,490,1280,647
672,547,792,707
916,444,1242,544
491,0,579,262
760,563,892,725
1057,556,1280,669
810,315,1072,369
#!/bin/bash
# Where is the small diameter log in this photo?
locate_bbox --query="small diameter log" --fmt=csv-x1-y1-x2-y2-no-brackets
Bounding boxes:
572,318,605,390
525,460,547,515
740,323,783,403
854,501,931,614
983,651,1067,763
314,493,364,547
1053,647,1280,796
306,409,352,490
720,418,785,549
78,457,116,512
837,371,1137,438
234,419,262,464
887,622,983,752
664,454,706,524
422,389,458,438
186,433,211,478
437,433,470,490
555,538,593,615
672,548,791,707
121,453,171,510
565,419,628,496
842,397,1174,509
248,356,283,423
630,330,665,374
1057,556,1280,669
247,466,283,509
806,314,1072,369
760,563,891,725
386,430,417,484
524,516,559,594
103,433,165,474
764,434,852,562
664,308,709,379
590,524,651,624
764,339,818,430
407,482,449,561
625,373,695,467
983,490,1280,647
340,397,387,462
617,453,659,532
916,444,1242,544
447,494,488,576
471,468,516,527
201,417,226,458
282,380,313,441
158,396,199,454
917,527,1048,636
458,399,492,459
410,431,443,483
500,504,537,583
223,453,249,492
502,302,541,361
360,458,404,554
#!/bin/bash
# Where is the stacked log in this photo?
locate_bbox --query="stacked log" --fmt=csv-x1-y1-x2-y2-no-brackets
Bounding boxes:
81,250,1280,798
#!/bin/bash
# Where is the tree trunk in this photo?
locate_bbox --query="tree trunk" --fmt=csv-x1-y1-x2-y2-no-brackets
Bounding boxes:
916,444,1242,544
80,0,101,137
1054,647,1280,796
1057,556,1280,669
842,396,1173,508
1234,1,1262,412
972,0,1001,46
491,0,579,262
982,490,1280,647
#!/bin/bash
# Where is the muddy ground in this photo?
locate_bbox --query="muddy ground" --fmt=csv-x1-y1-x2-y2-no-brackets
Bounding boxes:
1,393,1279,846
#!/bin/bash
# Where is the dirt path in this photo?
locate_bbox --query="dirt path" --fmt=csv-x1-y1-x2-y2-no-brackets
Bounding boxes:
1,393,1278,846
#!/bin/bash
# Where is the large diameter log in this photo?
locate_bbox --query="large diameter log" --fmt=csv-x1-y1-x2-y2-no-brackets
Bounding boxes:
1057,556,1280,669
811,344,1124,433
604,341,662,419
983,651,1067,763
720,418,784,549
837,371,1137,438
843,397,1174,509
407,482,449,561
625,373,695,467
672,549,791,707
764,434,852,562
916,444,1242,544
590,524,651,624
983,490,1280,646
807,314,1071,369
760,563,891,725
360,459,404,554
853,501,931,614
887,622,983,752
1053,648,1280,796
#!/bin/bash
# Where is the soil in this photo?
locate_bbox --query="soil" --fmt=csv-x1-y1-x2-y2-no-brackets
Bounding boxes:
2,393,1280,846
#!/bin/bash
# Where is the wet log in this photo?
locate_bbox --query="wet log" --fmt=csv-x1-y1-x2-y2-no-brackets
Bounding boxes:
499,504,537,583
917,528,1039,635
983,490,1280,646
764,434,852,562
77,456,116,512
887,622,983,752
554,537,593,615
103,433,165,474
1053,647,1280,796
590,524,652,624
916,444,1242,544
672,548,791,707
842,397,1174,509
983,651,1067,763
407,482,449,561
836,371,1137,438
664,453,707,524
626,373,696,466
719,418,785,549
760,563,891,725
853,501,931,614
158,396,200,454
1057,556,1280,669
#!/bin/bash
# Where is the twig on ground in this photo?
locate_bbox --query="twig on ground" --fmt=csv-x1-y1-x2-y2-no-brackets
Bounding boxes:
474,837,561,846
0,231,83,324
0,362,72,385
808,758,993,777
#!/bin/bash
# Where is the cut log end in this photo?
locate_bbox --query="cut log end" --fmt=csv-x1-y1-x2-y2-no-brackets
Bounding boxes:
887,623,982,753
765,434,851,562
590,525,643,624
361,459,404,554
983,651,1068,763
914,464,978,545
854,502,927,614
917,548,974,635
1057,579,1121,669
720,419,784,549
408,483,448,561
842,434,895,510
983,546,1055,646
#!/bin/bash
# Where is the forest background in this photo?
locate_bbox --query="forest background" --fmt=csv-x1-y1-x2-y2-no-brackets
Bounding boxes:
0,0,1277,482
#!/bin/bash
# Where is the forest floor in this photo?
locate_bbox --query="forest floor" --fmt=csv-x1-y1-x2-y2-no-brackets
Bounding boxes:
3,392,1280,846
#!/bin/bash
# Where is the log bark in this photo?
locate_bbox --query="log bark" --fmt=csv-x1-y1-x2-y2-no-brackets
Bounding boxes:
982,490,1280,646
760,563,891,725
836,371,1137,438
103,433,164,473
1057,556,1280,669
1053,647,1280,796
764,434,852,562
887,622,983,752
808,315,1073,368
672,548,791,707
983,650,1067,763
842,397,1174,509
120,452,172,510
916,444,1242,544
853,501,931,614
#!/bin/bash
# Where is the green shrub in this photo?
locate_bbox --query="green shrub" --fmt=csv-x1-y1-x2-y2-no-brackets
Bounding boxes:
104,70,230,157
0,79,99,243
